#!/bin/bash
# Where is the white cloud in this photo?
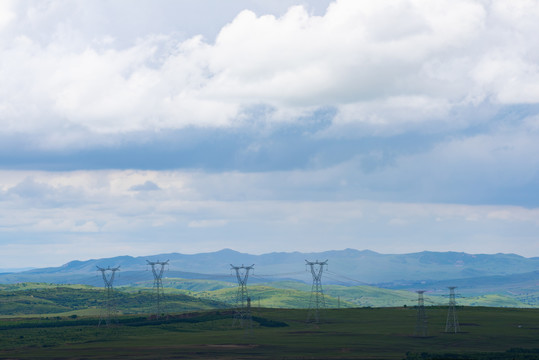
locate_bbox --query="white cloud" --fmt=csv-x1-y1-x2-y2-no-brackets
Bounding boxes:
0,0,16,30
1,0,539,146
332,95,452,135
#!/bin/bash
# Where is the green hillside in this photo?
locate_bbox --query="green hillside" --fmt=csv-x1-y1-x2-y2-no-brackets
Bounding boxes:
0,280,536,320
136,277,539,308
222,285,535,309
0,283,227,317
134,278,236,292
161,278,537,309
190,284,351,308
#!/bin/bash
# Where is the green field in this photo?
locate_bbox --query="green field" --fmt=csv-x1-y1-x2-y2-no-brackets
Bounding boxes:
0,282,538,359
0,307,537,359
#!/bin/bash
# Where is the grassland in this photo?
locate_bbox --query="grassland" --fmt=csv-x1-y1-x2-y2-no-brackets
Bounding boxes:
0,281,537,359
0,307,537,359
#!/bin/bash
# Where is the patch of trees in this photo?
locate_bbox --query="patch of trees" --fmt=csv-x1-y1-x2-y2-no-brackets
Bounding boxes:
404,348,539,360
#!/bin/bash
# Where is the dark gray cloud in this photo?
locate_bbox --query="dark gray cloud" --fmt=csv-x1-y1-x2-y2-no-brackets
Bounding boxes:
1,102,539,207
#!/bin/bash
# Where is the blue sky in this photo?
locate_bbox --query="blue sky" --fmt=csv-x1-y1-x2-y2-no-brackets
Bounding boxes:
1,0,539,267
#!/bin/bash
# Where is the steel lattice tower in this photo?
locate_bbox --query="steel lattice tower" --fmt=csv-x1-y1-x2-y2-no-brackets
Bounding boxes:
147,260,169,319
97,266,120,327
305,259,328,324
415,290,428,337
445,286,460,333
230,264,254,328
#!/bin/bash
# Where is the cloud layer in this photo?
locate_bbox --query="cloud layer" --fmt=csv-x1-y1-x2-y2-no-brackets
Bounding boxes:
1,170,538,267
1,0,539,266
1,0,539,142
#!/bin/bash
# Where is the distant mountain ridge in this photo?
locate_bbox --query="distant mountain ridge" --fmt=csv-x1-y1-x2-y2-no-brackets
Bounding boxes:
0,248,537,287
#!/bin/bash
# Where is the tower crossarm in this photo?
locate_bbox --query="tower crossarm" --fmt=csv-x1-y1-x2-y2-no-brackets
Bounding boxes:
305,260,328,281
243,264,254,283
147,260,169,280
231,264,254,285
96,266,120,287
230,265,243,284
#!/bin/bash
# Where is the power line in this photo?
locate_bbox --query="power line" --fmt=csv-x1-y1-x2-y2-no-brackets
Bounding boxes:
146,260,169,320
325,270,370,286
445,287,460,333
415,290,428,337
230,264,254,330
305,259,328,324
251,271,306,277
96,266,120,327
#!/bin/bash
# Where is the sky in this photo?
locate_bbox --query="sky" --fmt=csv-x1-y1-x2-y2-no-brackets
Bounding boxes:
1,0,539,268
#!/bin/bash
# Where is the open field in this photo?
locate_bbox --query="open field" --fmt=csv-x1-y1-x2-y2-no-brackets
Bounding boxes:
0,307,537,359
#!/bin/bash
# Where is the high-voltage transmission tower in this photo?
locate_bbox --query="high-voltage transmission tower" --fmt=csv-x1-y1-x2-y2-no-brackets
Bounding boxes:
414,290,428,337
147,260,169,319
445,286,460,333
230,264,254,328
305,259,328,324
97,265,120,327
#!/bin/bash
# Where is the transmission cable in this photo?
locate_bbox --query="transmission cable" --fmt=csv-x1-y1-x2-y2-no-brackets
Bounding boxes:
325,270,370,286
251,271,306,277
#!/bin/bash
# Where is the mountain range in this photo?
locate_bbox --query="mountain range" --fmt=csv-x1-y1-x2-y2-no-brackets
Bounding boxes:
0,249,537,291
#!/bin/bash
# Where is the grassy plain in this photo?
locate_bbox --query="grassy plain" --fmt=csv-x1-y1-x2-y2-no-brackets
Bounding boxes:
0,307,537,359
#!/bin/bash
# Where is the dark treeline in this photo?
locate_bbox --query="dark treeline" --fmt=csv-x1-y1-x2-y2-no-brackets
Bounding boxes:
404,348,539,360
